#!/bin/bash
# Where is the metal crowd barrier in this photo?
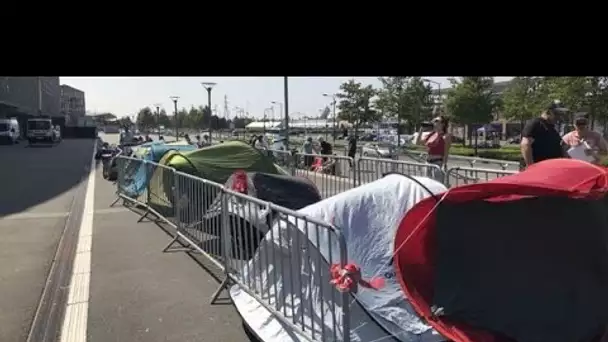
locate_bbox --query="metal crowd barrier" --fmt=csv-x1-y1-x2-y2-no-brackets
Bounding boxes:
110,155,351,342
356,157,443,184
293,153,356,198
445,166,518,187
259,147,520,192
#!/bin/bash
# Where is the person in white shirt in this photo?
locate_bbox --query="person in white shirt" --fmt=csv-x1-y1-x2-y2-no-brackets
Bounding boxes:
562,114,608,165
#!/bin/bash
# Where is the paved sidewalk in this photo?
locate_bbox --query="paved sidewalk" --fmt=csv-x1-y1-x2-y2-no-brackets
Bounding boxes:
87,165,252,342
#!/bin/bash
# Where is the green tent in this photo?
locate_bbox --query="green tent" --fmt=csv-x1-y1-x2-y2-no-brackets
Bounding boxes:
147,141,288,220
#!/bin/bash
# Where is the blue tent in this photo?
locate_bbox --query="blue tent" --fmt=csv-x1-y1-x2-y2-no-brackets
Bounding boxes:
122,142,197,198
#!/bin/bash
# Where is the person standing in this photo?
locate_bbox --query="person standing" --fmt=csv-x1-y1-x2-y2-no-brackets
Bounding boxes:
347,135,357,168
302,137,315,168
520,100,570,168
317,136,333,159
414,114,451,182
561,114,607,165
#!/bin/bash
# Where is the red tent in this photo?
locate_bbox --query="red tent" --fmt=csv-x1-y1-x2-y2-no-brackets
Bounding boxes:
393,158,608,342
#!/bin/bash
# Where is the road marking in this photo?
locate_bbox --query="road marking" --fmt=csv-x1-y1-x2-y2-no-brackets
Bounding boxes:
94,207,130,215
0,212,70,221
60,144,96,342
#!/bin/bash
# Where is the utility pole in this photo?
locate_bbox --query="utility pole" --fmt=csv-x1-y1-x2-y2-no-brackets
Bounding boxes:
224,95,229,121
153,103,161,134
323,93,337,142
201,82,217,141
169,96,179,140
37,77,43,116
284,77,289,150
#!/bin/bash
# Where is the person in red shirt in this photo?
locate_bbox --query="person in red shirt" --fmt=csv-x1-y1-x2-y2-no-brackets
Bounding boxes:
414,112,451,182
562,114,608,165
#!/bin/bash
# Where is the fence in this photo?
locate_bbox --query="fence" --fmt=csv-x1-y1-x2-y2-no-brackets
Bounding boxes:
445,166,518,187
111,155,350,342
258,149,515,197
109,149,518,342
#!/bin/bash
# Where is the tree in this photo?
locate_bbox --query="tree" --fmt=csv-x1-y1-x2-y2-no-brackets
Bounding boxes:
376,77,434,135
233,117,253,129
118,116,133,128
320,106,331,119
136,107,155,130
157,109,171,128
445,77,501,149
502,77,546,132
336,80,380,138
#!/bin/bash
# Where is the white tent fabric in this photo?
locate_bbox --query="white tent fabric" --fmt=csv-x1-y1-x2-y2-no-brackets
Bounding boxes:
230,174,448,342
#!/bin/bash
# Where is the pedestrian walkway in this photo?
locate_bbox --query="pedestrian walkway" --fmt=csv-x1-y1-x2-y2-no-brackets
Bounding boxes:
66,158,252,342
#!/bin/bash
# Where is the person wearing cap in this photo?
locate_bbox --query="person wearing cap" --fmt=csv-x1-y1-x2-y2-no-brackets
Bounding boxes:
561,114,607,164
521,100,570,167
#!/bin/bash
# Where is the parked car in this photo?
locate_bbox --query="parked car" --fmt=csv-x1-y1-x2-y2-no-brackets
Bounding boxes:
360,133,378,142
508,136,521,144
361,142,397,159
0,118,20,144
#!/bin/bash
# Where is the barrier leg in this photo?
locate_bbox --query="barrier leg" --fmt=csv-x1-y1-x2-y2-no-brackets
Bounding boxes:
161,234,194,253
137,208,152,222
210,190,233,305
110,196,121,207
162,169,197,254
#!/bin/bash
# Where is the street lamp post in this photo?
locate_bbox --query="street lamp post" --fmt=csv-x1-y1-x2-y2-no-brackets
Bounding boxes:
422,78,442,114
201,82,217,141
271,101,283,136
323,93,337,142
153,103,161,134
283,77,289,150
169,96,180,140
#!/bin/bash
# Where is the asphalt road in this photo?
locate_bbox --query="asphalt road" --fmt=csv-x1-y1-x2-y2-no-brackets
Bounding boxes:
0,138,93,342
0,134,251,342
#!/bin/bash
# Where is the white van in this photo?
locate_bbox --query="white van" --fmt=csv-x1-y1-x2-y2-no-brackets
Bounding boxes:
27,118,55,144
0,118,21,144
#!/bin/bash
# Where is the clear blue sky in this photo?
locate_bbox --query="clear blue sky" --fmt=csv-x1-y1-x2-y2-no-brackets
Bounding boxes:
59,77,513,120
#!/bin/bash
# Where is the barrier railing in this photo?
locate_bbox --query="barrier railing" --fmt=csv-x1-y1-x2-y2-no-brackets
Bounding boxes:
109,153,521,342
294,153,356,198
111,155,351,342
356,156,443,185
445,166,518,187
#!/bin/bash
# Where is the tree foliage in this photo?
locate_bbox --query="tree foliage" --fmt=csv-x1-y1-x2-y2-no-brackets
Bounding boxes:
501,77,608,132
135,105,249,130
375,76,433,130
501,77,546,122
445,77,501,125
336,80,381,133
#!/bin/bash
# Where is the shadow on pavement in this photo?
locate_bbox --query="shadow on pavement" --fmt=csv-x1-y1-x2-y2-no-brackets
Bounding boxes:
0,139,95,217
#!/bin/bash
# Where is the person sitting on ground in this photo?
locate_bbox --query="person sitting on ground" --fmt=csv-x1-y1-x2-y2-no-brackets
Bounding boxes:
194,135,202,147
158,135,164,142
521,100,570,168
254,135,265,150
562,113,607,164
184,134,193,145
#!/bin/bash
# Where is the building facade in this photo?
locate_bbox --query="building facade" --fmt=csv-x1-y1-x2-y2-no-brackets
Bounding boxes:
0,77,61,117
60,84,86,125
